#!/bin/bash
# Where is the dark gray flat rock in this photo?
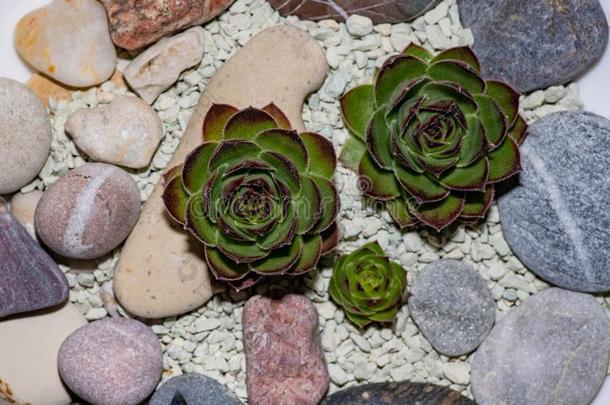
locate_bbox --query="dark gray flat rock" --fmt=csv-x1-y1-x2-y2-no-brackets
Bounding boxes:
459,0,608,93
499,111,610,292
0,207,68,319
322,381,474,404
471,288,610,405
150,373,243,405
408,259,495,356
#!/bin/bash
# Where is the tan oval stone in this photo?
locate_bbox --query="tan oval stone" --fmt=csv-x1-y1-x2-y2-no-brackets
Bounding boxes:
114,25,327,318
10,190,43,229
0,303,87,405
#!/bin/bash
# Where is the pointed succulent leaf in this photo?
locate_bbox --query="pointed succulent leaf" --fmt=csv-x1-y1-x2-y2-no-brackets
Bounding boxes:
223,107,277,140
402,43,433,61
457,116,487,167
250,236,303,275
309,175,340,234
290,234,323,275
182,142,217,194
440,157,489,191
205,246,250,281
340,85,376,140
185,196,218,246
475,94,508,147
393,165,450,204
375,56,428,106
487,137,521,183
203,104,239,142
260,151,301,194
320,222,339,255
359,154,401,200
301,132,337,179
161,175,189,225
216,232,269,264
366,108,393,169
255,129,308,171
431,47,481,72
486,80,520,126
295,175,322,235
427,61,485,94
461,187,494,219
386,198,419,229
208,140,261,173
262,103,292,129
508,114,528,145
163,164,183,185
339,136,367,172
411,194,465,232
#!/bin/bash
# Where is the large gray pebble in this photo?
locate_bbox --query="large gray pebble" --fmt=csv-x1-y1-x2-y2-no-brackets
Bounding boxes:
471,288,610,405
459,0,608,93
0,78,51,194
499,111,610,292
150,373,243,405
58,318,163,405
408,259,495,356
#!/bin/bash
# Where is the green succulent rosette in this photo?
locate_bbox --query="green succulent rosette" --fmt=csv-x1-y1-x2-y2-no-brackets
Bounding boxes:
162,104,340,290
340,44,528,231
329,242,407,327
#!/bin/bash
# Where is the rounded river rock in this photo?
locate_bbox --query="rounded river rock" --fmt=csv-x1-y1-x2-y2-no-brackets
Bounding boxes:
35,163,141,259
471,288,610,405
150,373,243,405
499,111,610,292
408,259,495,356
58,317,163,405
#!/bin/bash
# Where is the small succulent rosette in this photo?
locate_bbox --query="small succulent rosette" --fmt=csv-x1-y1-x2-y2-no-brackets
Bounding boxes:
340,44,528,231
162,104,340,290
329,242,407,327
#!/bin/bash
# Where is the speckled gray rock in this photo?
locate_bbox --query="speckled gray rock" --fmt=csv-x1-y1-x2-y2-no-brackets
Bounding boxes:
408,259,495,356
58,318,163,405
0,205,68,319
0,78,51,194
64,96,163,169
35,163,141,259
150,373,243,405
471,288,610,405
459,0,608,93
499,111,610,292
123,27,205,104
322,381,474,404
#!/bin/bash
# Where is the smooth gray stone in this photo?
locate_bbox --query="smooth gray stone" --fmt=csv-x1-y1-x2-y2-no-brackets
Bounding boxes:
499,111,610,292
471,288,610,405
408,259,495,356
150,373,243,405
459,0,608,93
322,381,474,404
0,207,68,319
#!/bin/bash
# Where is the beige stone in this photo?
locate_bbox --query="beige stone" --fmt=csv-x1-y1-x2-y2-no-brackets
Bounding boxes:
113,25,327,318
0,303,87,405
10,190,43,229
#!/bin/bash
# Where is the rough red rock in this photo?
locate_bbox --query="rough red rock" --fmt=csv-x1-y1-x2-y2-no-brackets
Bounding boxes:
243,294,329,405
268,0,440,23
99,0,235,50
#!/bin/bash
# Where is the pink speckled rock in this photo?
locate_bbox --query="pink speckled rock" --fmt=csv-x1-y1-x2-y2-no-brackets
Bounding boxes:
243,294,329,405
35,163,141,259
58,318,163,405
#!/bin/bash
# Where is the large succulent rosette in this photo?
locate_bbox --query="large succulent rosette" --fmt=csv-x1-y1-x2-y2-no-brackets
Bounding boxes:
163,104,340,290
340,44,527,231
329,242,407,327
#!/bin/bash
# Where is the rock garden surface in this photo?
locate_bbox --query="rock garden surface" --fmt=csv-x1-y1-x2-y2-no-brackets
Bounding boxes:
1,0,608,403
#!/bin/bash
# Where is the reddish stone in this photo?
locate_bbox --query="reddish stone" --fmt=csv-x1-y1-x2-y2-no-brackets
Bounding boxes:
268,0,440,23
99,0,235,50
243,294,329,405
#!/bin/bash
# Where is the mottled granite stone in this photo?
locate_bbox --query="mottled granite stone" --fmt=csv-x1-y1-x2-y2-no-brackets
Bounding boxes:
150,373,243,405
243,294,329,405
499,111,610,292
0,205,68,319
269,0,440,23
459,0,608,93
99,0,234,50
471,288,610,405
408,259,495,356
322,381,474,404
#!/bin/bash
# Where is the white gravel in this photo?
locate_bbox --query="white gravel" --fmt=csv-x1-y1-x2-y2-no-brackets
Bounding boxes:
20,0,597,401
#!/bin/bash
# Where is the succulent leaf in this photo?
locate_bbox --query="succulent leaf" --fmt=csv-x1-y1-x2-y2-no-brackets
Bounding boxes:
329,242,407,328
163,105,339,290
340,45,526,230
340,85,376,140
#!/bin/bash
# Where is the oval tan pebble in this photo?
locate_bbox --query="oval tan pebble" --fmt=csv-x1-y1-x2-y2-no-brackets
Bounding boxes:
35,163,141,259
10,190,43,228
0,78,52,194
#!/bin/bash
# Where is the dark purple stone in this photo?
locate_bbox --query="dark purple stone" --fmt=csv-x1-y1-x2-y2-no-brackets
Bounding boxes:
0,207,68,319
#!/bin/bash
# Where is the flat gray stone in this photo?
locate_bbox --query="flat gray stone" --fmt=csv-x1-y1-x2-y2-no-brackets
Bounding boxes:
408,259,495,356
459,0,608,93
471,288,610,405
0,206,68,319
150,373,243,405
499,111,610,292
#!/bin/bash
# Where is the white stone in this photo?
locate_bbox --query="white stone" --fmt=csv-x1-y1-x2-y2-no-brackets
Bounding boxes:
124,27,206,104
346,15,374,37
64,96,164,169
544,86,568,104
443,362,470,385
